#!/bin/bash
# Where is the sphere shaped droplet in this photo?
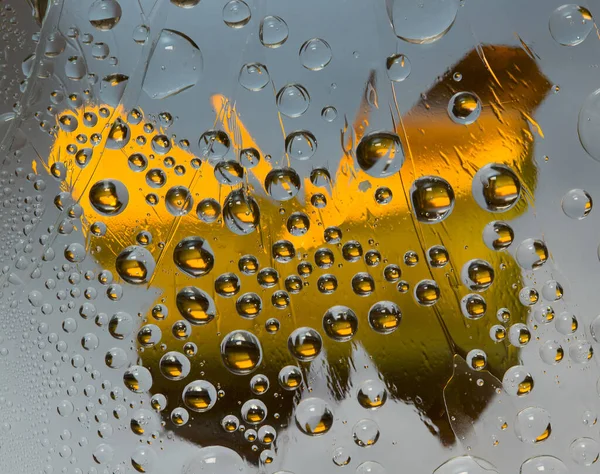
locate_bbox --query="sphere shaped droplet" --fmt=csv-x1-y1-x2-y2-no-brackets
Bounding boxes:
221,330,263,375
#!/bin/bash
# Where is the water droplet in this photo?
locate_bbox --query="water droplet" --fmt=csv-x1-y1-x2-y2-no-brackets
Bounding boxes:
250,374,270,395
222,414,239,432
353,419,380,447
223,189,260,235
214,273,240,298
357,379,387,409
100,73,129,107
520,456,568,474
540,340,564,365
171,407,190,426
516,238,548,270
466,349,487,371
299,38,332,71
278,365,302,390
352,272,375,296
89,0,122,31
176,286,216,325
515,407,551,444
137,324,162,347
570,438,599,466
414,279,440,306
561,188,592,219
357,461,387,474
160,351,190,380
265,167,301,201
295,397,333,436
321,106,337,122
434,456,497,474
239,254,259,275
448,92,481,125
171,0,200,7
356,131,404,178
236,292,262,318
132,24,149,44
115,246,155,284
288,327,322,361
195,198,221,223
131,446,157,473
428,246,449,267
242,399,267,424
93,443,114,464
277,84,310,117
503,366,534,396
461,293,486,320
221,330,263,374
368,301,401,334
123,365,153,393
332,447,351,466
569,340,594,363
286,130,317,160
323,306,358,342
472,163,521,212
387,0,460,44
577,88,600,162
483,221,514,250
410,176,455,223
142,29,202,100
182,446,245,473
128,153,147,171
89,179,129,215
542,281,563,303
386,54,411,82
173,236,215,277
183,380,217,412
223,0,251,28
461,259,494,292
549,4,593,46
239,63,270,91
165,185,193,216
260,16,289,48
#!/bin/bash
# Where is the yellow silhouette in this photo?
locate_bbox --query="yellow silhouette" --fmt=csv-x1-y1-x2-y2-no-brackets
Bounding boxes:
44,45,550,452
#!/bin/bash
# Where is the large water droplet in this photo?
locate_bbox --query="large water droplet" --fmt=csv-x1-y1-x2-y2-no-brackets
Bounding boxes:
182,446,246,474
142,29,202,99
222,0,251,28
176,286,216,325
239,63,270,91
265,167,301,201
387,0,460,44
434,456,498,473
299,38,332,71
115,246,155,284
448,92,481,125
89,0,122,31
89,179,129,215
386,54,411,82
286,130,317,160
549,4,593,46
173,236,215,277
356,131,404,178
223,189,260,234
295,397,333,436
220,330,263,375
520,456,567,474
277,84,310,117
472,163,521,212
410,176,455,223
260,16,289,48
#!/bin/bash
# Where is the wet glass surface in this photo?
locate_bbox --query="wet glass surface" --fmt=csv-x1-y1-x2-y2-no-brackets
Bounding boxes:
1,0,600,472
